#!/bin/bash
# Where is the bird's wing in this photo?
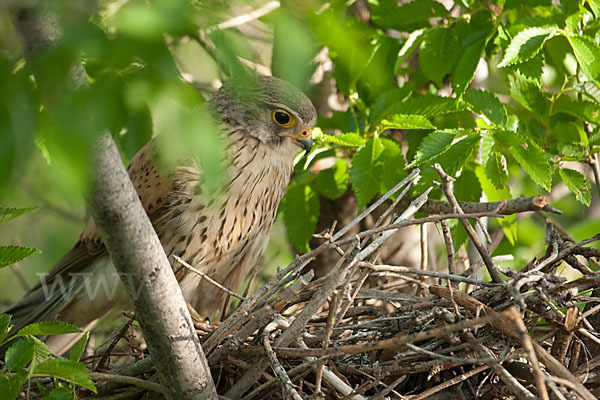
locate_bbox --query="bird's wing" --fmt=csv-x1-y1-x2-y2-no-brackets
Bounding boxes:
4,140,174,331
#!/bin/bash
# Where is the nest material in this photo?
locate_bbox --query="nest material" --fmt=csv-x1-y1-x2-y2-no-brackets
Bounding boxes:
64,171,600,399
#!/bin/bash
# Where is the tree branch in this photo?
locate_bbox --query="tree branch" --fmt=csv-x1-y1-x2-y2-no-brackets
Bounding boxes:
10,5,216,399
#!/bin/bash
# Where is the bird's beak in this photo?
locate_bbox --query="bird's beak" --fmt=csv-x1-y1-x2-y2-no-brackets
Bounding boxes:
294,128,313,154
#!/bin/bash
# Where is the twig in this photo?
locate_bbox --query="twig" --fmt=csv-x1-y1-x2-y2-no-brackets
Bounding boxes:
433,164,503,283
208,1,280,32
407,365,490,400
173,255,245,301
263,321,303,400
89,372,168,396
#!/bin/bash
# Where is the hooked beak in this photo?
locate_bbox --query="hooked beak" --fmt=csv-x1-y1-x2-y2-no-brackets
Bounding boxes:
291,127,313,154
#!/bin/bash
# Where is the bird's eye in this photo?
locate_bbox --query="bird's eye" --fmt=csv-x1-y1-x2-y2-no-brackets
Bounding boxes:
272,110,295,128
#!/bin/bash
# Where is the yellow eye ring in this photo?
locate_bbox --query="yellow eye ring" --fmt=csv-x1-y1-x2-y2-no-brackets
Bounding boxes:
272,109,295,128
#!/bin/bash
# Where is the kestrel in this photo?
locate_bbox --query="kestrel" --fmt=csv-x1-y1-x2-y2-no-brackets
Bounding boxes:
5,75,317,349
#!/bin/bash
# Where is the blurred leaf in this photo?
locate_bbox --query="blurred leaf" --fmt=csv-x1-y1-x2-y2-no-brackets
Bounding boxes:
5,338,34,372
381,114,436,130
368,87,413,125
498,26,558,67
407,130,456,168
419,27,459,86
395,29,425,68
322,133,365,147
395,96,466,116
567,33,600,80
0,313,11,345
454,169,482,202
464,89,508,126
29,336,52,361
42,387,76,400
33,358,96,392
69,331,90,362
0,246,41,269
0,207,38,224
350,137,386,209
0,369,28,400
313,160,349,200
14,321,81,338
508,75,549,115
516,53,544,85
559,168,592,206
379,137,406,194
370,0,449,30
474,165,517,244
282,184,320,252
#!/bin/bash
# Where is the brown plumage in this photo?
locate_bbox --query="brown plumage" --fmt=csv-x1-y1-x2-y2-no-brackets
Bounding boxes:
5,75,317,350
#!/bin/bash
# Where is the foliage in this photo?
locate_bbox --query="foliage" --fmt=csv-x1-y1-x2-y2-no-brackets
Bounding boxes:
0,314,95,399
0,1,597,285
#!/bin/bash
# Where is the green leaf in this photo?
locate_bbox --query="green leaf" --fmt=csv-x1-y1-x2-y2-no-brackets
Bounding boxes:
313,160,349,200
419,27,459,86
32,358,96,392
5,338,35,372
453,29,492,97
516,53,544,85
0,369,29,400
474,165,517,244
0,207,38,224
567,34,600,80
42,386,77,400
407,130,456,168
282,184,320,253
508,74,549,115
29,336,52,360
559,168,592,206
322,133,365,147
396,29,425,68
395,96,466,116
14,321,81,338
464,89,508,126
370,0,449,30
368,87,413,125
381,114,436,130
485,151,510,189
494,131,552,191
69,331,90,362
380,138,406,194
0,245,41,268
433,134,481,176
574,81,600,103
498,26,557,68
350,137,386,209
454,169,482,202
0,313,12,345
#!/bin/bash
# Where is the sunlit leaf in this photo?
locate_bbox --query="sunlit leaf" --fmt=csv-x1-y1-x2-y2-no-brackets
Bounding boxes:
567,33,600,80
381,114,436,130
407,130,456,168
464,89,508,127
0,246,41,268
498,26,558,68
419,27,459,86
322,133,365,147
33,358,96,392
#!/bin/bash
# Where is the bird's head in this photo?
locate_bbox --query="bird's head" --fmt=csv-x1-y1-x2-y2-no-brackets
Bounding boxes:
210,75,317,154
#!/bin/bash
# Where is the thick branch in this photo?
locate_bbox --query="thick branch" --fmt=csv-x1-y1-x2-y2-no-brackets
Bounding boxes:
11,6,216,399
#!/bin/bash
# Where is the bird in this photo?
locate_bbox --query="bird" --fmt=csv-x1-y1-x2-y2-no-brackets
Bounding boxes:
3,74,317,352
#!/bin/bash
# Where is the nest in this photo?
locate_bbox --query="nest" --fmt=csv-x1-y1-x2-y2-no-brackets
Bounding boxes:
63,171,600,399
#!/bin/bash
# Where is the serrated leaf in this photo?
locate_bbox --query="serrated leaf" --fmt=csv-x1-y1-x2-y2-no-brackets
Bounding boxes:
368,87,413,125
322,133,365,147
395,96,466,116
485,151,510,189
559,168,592,206
381,114,436,130
407,130,456,168
14,321,81,338
433,134,481,176
508,74,549,115
453,29,491,96
282,184,320,253
560,100,600,124
350,137,386,209
464,89,508,126
69,331,90,362
0,245,41,268
498,26,557,68
0,207,38,224
568,34,600,80
32,358,96,392
574,81,600,103
29,336,52,360
494,131,552,191
5,338,35,372
516,53,544,85
313,160,349,200
420,27,459,85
